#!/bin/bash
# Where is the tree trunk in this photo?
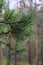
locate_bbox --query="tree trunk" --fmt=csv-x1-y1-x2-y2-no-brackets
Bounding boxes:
0,47,2,65
28,1,32,65
7,47,10,65
14,39,18,65
27,40,32,65
41,45,43,65
29,41,32,65
41,5,43,65
0,4,3,65
34,23,38,65
15,52,17,65
34,15,38,65
7,31,12,65
0,35,2,65
34,0,38,65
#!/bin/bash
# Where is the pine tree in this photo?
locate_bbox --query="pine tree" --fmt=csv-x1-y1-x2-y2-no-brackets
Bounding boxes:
0,0,35,65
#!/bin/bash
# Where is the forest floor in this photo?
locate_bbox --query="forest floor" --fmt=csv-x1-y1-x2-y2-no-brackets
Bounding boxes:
2,57,28,65
2,57,41,65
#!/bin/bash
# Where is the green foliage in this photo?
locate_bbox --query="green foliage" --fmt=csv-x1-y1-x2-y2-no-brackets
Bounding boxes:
10,11,35,40
0,10,35,51
17,43,26,54
0,24,8,33
4,10,22,23
0,41,6,47
0,0,35,52
0,0,4,12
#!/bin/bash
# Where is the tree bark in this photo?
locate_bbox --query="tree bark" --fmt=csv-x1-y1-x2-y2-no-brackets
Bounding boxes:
0,35,2,65
7,46,10,65
14,39,18,65
27,40,32,65
28,1,32,65
34,0,38,65
0,47,2,65
40,5,43,65
34,23,38,65
7,31,12,65
28,41,32,65
41,45,43,65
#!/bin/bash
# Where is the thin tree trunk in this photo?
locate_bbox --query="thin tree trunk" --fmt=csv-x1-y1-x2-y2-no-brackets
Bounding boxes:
34,23,38,65
28,40,32,65
29,0,33,10
41,5,43,65
15,52,17,65
6,0,11,65
0,4,3,65
7,25,12,65
27,40,32,65
41,45,43,65
28,1,32,65
14,39,18,65
7,46,10,65
0,35,2,65
0,47,2,65
7,32,11,65
34,0,38,65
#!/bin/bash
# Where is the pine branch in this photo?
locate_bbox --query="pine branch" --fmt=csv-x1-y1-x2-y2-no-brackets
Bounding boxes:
0,31,10,35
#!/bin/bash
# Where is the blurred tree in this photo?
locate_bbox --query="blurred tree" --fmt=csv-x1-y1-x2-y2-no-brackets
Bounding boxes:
40,5,43,65
0,1,35,65
0,0,4,65
34,0,39,65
